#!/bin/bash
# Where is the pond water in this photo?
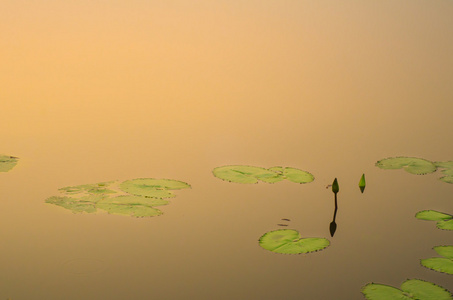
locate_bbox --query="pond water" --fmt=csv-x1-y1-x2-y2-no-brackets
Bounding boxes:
1,1,452,299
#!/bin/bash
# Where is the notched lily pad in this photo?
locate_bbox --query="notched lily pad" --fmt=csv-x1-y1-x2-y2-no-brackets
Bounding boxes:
258,229,329,254
212,165,314,184
362,279,453,300
421,245,453,275
375,157,437,175
416,210,453,231
0,155,19,172
46,178,189,218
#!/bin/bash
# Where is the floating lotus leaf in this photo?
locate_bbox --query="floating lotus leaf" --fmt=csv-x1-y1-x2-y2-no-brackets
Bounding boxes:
0,155,19,172
45,196,100,213
258,229,329,254
362,279,453,300
96,203,163,217
46,178,190,217
437,219,453,231
440,176,453,184
97,195,169,207
282,167,314,184
416,210,453,221
375,157,437,175
59,181,117,195
433,161,453,184
212,165,314,184
213,165,281,184
434,161,453,169
119,178,190,197
421,246,453,275
416,210,453,231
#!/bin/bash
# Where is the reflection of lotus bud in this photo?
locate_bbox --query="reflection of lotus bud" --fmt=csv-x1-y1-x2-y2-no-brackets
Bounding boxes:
332,178,339,194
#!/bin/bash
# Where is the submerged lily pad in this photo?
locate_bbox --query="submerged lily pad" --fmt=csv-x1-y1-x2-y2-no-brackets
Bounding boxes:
258,229,329,254
416,210,453,231
46,178,190,218
0,155,19,172
421,246,453,275
376,157,437,175
212,165,314,184
362,279,453,300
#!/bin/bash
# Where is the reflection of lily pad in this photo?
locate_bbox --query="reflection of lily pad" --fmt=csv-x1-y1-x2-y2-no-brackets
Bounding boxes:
416,210,453,231
362,279,453,300
0,155,19,172
376,157,437,175
421,246,453,275
258,229,329,254
46,178,190,218
212,165,314,184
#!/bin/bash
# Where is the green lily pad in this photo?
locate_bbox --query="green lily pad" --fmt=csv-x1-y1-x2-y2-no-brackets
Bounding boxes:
415,210,453,221
119,178,190,197
212,165,314,184
376,157,437,175
46,178,190,218
437,219,453,231
416,210,453,231
362,279,453,300
59,181,118,195
0,155,19,172
45,196,100,214
96,203,163,217
258,229,330,254
434,161,453,169
440,176,453,184
282,167,315,184
97,195,169,207
421,246,453,275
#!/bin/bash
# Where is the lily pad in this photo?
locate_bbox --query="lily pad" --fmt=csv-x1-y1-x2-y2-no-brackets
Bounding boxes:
421,246,453,275
416,210,453,231
437,219,453,230
119,178,190,197
362,279,453,300
46,178,190,218
212,165,314,184
434,161,453,184
258,229,329,254
376,157,437,175
59,181,118,195
45,196,100,214
0,155,19,172
96,202,163,217
415,210,453,221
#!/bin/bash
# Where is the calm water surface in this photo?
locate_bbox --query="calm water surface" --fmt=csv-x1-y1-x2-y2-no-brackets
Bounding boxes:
1,1,452,299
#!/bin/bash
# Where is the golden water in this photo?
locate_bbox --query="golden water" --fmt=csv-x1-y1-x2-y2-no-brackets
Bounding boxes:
1,1,452,299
